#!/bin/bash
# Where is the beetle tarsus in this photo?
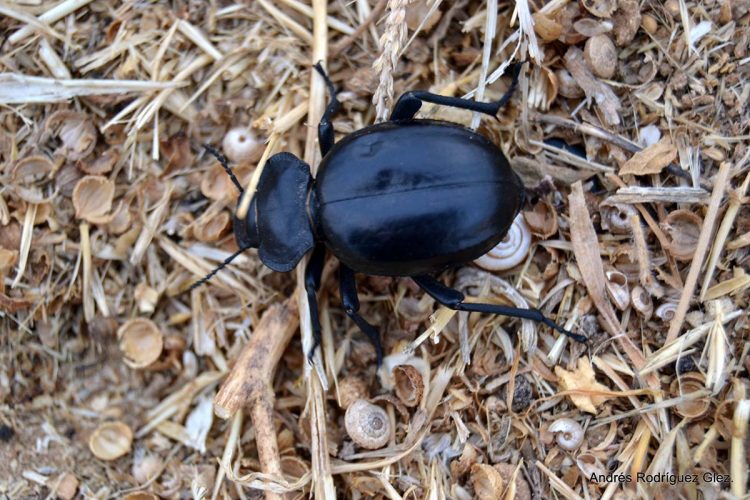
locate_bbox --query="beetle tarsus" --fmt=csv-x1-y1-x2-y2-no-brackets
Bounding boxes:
413,275,586,344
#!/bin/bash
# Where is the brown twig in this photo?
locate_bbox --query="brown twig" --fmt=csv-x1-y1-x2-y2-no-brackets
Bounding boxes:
330,0,387,57
213,300,300,500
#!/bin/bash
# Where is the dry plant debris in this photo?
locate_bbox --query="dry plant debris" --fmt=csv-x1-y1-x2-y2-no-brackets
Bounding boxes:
1,0,749,498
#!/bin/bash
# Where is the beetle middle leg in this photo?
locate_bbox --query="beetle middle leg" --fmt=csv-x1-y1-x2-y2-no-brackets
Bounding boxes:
305,244,327,362
390,63,523,121
313,62,340,157
412,275,587,343
340,264,384,365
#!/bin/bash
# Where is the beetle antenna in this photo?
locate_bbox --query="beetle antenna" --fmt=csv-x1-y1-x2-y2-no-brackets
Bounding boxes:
188,247,249,291
204,144,244,194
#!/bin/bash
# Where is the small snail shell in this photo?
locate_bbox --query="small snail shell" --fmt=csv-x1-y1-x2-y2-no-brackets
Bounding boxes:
556,68,584,99
655,302,678,322
584,35,617,79
605,269,630,311
601,204,638,234
549,418,584,451
631,286,653,320
345,400,391,449
475,214,531,271
222,127,263,165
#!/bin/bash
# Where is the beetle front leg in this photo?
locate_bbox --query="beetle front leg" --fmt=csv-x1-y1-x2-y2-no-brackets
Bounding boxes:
304,245,327,363
340,265,384,366
313,62,340,157
390,63,523,121
412,275,587,344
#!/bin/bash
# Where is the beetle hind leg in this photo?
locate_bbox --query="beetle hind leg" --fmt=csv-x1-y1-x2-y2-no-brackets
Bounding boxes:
313,62,340,157
390,63,523,121
413,275,587,344
340,265,384,366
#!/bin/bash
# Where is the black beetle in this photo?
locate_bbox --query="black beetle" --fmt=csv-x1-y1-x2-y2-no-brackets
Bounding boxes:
194,62,586,364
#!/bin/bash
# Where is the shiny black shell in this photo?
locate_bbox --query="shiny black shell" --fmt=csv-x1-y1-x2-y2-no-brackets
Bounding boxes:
312,120,524,276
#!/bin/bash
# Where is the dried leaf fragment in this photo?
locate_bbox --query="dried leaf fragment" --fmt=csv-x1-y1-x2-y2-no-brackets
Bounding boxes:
73,175,115,223
620,138,677,175
555,358,610,413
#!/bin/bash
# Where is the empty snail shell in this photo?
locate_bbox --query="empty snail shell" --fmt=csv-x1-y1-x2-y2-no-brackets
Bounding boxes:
393,364,424,407
549,418,585,451
117,318,164,369
631,286,653,320
222,127,263,165
605,269,630,311
655,302,678,322
345,399,391,449
670,372,710,419
474,214,531,271
601,204,638,234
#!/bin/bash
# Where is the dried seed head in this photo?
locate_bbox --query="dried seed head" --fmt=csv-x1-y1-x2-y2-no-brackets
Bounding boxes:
393,364,424,407
631,286,653,320
641,14,658,34
11,155,54,185
89,421,133,460
532,12,563,42
222,127,263,165
72,175,115,223
78,147,119,175
338,375,369,409
549,417,584,450
474,214,531,271
193,211,231,242
670,372,710,419
523,199,558,239
470,464,505,499
43,111,98,161
584,35,617,79
117,318,164,369
47,472,78,500
662,209,702,261
345,399,391,449
605,269,630,311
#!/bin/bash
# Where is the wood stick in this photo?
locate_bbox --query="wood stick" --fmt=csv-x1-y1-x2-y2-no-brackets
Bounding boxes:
213,300,300,500
666,161,732,343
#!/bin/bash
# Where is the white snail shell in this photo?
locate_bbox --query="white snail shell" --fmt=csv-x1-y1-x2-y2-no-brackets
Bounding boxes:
475,214,531,271
549,418,584,451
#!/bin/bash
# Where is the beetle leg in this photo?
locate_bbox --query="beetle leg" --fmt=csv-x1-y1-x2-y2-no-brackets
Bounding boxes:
390,63,523,121
313,62,340,157
413,275,587,343
305,245,327,363
340,265,384,366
